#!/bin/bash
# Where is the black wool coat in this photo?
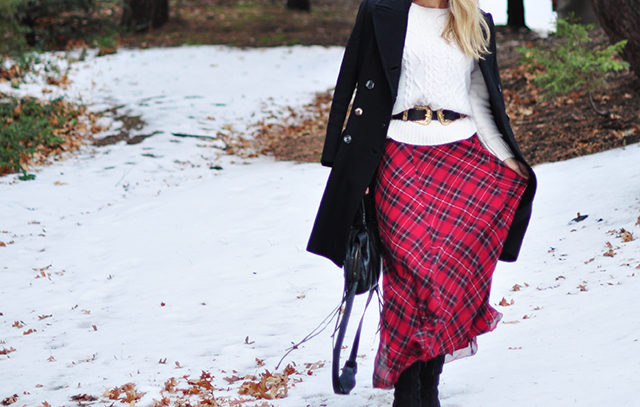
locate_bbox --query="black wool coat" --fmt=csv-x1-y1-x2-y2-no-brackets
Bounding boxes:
307,0,537,267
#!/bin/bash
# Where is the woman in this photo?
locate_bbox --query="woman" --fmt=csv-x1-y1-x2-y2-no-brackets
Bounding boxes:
307,0,537,405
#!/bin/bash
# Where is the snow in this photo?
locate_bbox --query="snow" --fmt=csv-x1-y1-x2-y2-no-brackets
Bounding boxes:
480,0,556,32
2,24,640,407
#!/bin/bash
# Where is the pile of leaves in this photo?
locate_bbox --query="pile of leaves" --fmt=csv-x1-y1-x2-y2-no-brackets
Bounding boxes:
0,93,100,178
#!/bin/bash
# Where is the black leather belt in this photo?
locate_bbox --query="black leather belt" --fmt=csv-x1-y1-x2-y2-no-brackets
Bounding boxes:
391,106,466,126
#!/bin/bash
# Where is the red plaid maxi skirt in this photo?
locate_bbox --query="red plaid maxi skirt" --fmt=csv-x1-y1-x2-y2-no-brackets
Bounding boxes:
373,135,527,389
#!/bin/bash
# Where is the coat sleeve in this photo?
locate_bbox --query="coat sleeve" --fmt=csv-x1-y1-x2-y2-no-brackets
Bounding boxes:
320,0,368,167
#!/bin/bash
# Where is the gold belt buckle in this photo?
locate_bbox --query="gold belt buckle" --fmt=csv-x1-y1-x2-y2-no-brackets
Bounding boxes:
414,105,432,126
437,109,452,126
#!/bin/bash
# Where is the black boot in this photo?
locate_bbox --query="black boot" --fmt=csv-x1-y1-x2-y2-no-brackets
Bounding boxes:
419,355,445,407
392,361,421,407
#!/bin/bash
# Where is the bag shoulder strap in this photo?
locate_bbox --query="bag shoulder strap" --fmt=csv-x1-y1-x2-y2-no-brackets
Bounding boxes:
332,286,376,395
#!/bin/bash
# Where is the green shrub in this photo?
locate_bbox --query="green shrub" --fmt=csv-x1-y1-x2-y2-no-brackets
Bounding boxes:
0,94,79,178
519,16,629,99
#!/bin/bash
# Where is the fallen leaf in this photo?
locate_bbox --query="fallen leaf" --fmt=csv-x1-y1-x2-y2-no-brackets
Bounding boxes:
577,284,588,292
70,394,96,402
92,325,97,331
38,314,52,320
0,347,16,355
256,358,265,367
511,284,522,292
584,258,595,264
245,336,255,345
23,329,36,335
498,297,514,307
503,320,520,324
1,394,18,405
604,249,616,257
619,228,635,242
47,356,56,362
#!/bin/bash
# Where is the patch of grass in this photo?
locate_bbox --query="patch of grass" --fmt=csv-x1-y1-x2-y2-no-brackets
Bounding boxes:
0,94,91,178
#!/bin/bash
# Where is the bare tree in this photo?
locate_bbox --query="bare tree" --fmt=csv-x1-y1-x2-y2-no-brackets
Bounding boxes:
507,0,526,29
590,0,640,78
121,0,169,31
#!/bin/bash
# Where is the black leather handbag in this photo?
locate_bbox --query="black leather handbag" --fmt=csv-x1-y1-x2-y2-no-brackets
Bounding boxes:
332,193,382,395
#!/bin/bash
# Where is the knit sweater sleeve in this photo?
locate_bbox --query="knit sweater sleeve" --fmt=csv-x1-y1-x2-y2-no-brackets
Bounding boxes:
469,60,514,161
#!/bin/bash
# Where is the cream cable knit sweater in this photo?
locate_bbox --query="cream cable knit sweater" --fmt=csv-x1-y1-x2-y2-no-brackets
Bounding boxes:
387,3,514,161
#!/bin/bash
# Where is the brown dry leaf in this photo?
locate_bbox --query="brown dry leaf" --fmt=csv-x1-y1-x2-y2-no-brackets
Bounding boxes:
23,329,36,335
605,241,613,249
245,336,255,345
503,320,520,324
238,369,290,400
256,357,265,367
223,375,244,384
70,394,97,402
0,242,5,247
511,284,522,292
0,347,17,355
41,402,51,407
104,383,145,404
619,228,635,242
498,297,514,307
38,314,52,320
32,265,50,272
12,321,24,329
636,216,640,226
1,394,19,406
604,249,616,257
47,356,55,362
584,258,595,264
163,377,178,393
577,284,588,292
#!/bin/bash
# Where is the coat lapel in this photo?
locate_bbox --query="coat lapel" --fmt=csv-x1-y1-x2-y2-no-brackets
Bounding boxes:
372,0,412,101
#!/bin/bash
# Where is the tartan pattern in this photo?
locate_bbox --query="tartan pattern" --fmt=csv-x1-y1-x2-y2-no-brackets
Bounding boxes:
372,136,527,389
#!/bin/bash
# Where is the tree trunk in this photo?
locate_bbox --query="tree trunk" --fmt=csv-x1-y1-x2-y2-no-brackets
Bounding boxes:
286,0,310,12
590,0,640,79
121,0,169,31
556,0,598,24
507,0,526,28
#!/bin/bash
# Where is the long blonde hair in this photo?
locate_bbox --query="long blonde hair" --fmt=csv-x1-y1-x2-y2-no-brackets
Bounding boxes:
442,0,491,59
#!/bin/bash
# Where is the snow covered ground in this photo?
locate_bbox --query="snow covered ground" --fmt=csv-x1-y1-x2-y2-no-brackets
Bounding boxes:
2,8,640,406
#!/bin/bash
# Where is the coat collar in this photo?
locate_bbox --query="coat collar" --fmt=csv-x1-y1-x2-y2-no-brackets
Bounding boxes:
372,0,412,101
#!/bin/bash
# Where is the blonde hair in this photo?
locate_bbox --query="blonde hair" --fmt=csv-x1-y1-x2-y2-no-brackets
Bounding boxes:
442,0,491,59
